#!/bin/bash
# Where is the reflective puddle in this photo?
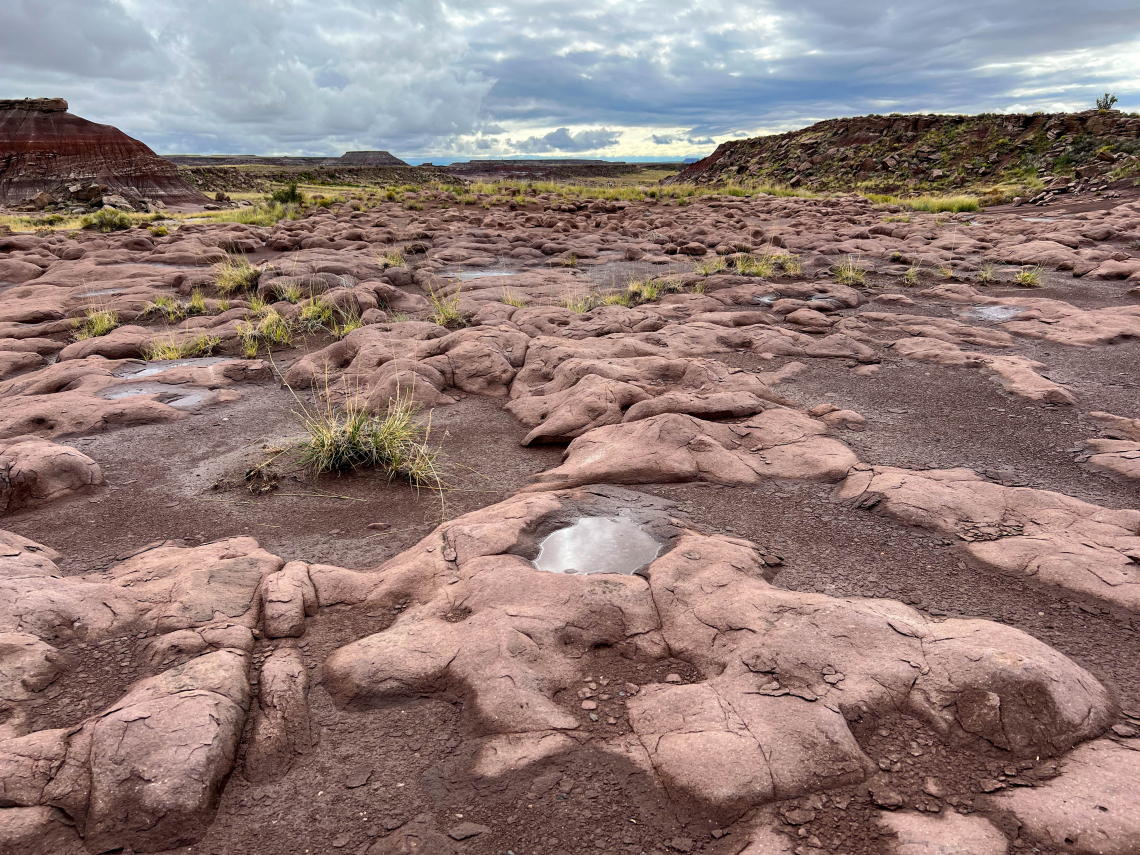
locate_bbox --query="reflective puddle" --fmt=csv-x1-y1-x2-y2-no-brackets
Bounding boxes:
112,357,228,378
99,382,211,408
533,517,662,575
454,269,517,280
965,306,1025,322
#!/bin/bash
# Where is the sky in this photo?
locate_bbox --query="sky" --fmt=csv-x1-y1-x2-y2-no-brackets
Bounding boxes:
2,0,1139,163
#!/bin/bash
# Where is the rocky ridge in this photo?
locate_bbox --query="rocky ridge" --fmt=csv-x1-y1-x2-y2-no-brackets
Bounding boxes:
669,111,1140,202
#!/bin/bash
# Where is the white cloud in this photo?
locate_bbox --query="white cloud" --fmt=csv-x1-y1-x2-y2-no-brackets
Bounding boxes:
1,0,1138,159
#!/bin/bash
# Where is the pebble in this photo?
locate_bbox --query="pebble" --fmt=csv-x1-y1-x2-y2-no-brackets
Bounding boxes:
664,673,683,683
447,822,490,840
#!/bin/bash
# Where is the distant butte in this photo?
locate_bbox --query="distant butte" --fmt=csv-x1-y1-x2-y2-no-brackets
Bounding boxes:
0,98,207,209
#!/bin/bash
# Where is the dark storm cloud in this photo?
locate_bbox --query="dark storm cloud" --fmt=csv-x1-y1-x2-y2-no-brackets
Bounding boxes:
0,0,1137,158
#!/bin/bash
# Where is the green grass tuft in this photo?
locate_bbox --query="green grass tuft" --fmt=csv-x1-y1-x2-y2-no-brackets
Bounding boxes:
72,308,120,341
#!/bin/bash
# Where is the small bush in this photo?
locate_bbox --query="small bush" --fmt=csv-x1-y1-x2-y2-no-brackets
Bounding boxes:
72,308,120,341
81,208,132,232
1097,93,1119,112
903,265,922,287
270,182,305,205
149,225,169,237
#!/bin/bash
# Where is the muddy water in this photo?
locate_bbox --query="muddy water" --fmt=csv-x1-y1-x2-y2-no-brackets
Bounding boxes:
532,516,661,575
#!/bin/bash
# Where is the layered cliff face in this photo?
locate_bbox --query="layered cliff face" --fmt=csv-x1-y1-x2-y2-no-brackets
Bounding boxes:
0,98,208,207
666,110,1140,195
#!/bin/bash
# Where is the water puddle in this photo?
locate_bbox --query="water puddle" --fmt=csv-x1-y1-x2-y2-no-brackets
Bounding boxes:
98,382,211,408
965,306,1024,322
112,357,228,379
452,269,517,280
532,517,661,575
75,287,126,298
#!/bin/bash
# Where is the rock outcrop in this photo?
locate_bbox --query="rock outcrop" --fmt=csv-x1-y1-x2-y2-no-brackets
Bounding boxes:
0,98,207,207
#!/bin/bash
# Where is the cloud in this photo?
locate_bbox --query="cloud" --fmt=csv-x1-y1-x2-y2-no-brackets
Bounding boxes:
516,127,621,153
1,1,1138,159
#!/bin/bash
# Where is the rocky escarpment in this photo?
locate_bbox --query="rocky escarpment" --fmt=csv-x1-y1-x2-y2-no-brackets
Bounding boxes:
0,98,207,209
668,110,1140,198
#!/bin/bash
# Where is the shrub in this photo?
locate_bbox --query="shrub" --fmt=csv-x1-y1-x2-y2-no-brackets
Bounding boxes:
72,308,120,341
81,208,132,232
296,392,443,489
149,225,169,237
270,182,305,205
1097,93,1119,112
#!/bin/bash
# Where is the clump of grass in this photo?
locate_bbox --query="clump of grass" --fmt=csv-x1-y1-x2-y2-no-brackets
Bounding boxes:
331,310,364,339
149,225,169,237
217,298,231,312
733,253,775,277
601,291,633,307
143,333,220,360
562,293,598,313
977,263,999,286
215,255,260,295
297,299,335,332
882,214,911,223
427,285,465,328
144,294,186,323
626,279,660,305
277,281,306,303
248,295,271,318
499,288,526,308
903,265,922,287
376,248,406,268
186,290,208,316
833,257,867,287
1015,266,1044,287
937,263,954,278
236,308,294,357
561,253,578,268
296,392,443,490
778,254,803,276
72,308,120,341
692,256,726,275
81,208,132,232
